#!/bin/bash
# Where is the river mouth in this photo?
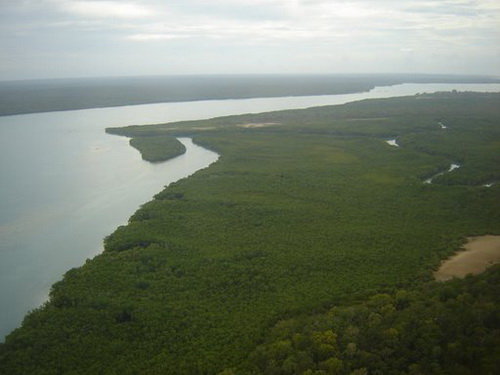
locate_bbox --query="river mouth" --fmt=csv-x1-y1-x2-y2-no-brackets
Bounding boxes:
434,235,500,281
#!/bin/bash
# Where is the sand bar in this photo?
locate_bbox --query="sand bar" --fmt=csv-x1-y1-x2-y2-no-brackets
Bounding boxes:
434,235,500,281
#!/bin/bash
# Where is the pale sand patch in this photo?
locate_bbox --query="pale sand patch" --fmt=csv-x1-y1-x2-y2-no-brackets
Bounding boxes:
434,235,500,281
237,122,280,128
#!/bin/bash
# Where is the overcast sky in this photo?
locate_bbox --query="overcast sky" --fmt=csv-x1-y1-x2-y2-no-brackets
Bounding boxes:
1,0,499,80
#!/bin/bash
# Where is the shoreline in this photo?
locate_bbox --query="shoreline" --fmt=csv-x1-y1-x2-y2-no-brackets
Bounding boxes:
2,88,499,342
2,74,500,117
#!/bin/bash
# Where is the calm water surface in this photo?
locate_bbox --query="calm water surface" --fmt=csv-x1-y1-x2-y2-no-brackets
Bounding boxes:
1,82,499,339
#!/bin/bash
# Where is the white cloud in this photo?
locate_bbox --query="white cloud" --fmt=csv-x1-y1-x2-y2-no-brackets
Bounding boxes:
0,0,499,79
56,0,154,19
127,33,190,41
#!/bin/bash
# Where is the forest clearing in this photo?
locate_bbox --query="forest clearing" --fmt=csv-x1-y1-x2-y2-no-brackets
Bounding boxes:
434,235,500,281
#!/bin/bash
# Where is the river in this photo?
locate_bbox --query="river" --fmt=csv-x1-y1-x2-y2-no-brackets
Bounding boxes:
1,82,500,340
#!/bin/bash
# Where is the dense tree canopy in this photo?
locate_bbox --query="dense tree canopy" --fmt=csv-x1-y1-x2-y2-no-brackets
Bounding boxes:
127,135,186,162
237,266,500,375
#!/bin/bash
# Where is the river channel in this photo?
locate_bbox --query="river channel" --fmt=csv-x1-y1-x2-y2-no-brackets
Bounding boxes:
1,82,499,340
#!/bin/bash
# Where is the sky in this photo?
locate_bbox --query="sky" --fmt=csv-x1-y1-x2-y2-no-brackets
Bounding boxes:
1,0,499,80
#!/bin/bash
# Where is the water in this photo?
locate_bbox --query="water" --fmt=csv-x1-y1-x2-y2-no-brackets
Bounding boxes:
0,135,219,340
386,139,399,147
424,163,461,184
1,82,499,340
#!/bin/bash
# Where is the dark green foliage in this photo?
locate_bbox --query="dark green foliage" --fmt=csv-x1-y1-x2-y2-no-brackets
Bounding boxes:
1,92,499,374
127,136,186,162
239,266,500,375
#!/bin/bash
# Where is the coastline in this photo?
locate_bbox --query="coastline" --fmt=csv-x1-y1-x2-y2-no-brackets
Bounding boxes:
0,136,218,342
1,73,499,117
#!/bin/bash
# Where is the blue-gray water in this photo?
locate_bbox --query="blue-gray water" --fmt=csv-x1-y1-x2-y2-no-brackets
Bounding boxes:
1,82,499,340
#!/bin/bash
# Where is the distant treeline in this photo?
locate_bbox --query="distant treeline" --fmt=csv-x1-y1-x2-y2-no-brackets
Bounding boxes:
0,73,498,116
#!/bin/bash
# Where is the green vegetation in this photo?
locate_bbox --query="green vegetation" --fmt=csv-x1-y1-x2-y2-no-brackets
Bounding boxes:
1,74,498,116
239,266,500,375
127,135,186,163
1,92,499,374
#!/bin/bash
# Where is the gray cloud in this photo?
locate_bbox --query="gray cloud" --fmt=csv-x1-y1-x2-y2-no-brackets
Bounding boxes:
0,0,499,79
